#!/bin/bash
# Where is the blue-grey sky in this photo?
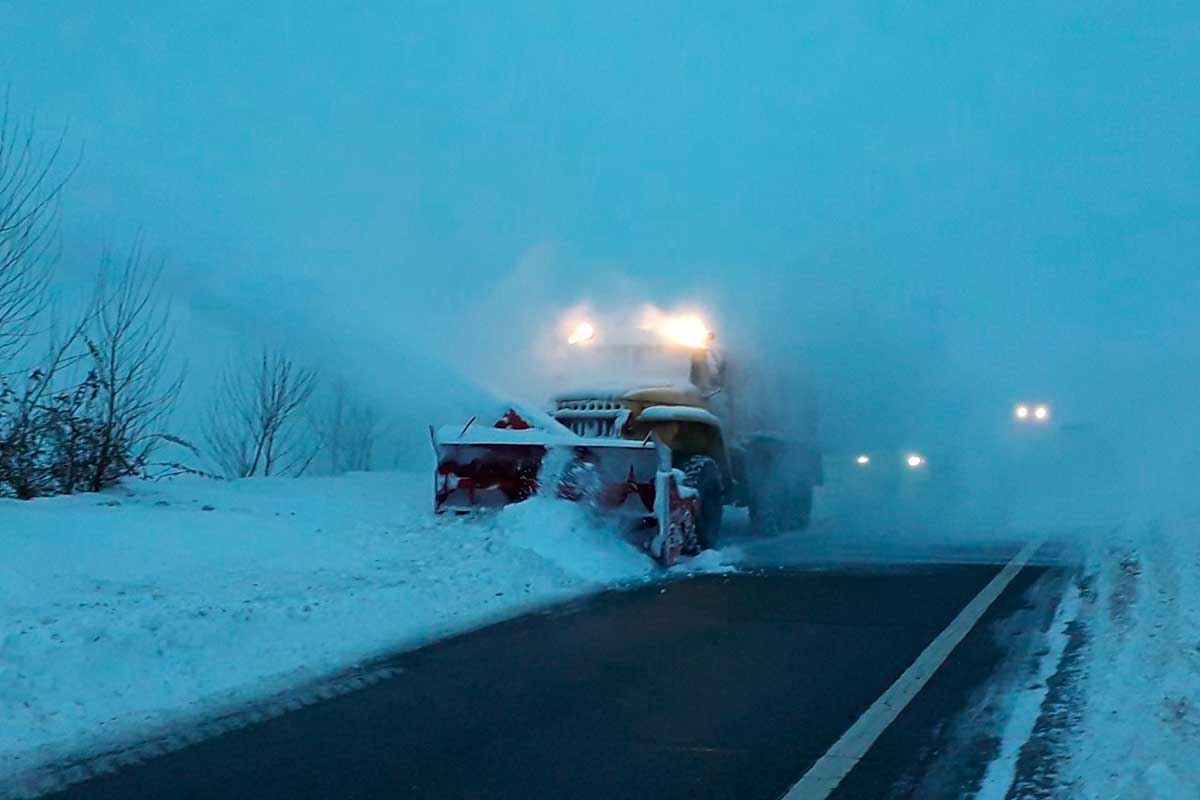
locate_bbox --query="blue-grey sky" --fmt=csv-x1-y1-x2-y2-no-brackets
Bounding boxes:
3,2,1198,481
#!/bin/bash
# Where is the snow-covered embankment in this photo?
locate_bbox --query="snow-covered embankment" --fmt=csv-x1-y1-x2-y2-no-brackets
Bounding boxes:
1065,515,1200,797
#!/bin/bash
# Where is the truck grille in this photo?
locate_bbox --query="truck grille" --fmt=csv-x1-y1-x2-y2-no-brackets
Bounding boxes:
553,399,628,439
559,417,618,438
556,399,624,412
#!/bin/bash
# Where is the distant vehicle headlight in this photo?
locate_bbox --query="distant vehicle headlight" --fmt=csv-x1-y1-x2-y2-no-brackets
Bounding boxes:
855,454,871,465
1014,402,1051,423
906,454,926,469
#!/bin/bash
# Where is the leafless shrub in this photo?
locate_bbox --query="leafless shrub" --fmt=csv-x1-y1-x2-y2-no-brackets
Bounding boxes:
341,403,382,473
204,350,318,478
0,320,87,498
0,242,189,498
314,378,386,474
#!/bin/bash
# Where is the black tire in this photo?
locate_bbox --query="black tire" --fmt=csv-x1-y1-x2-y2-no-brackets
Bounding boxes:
792,482,814,530
745,445,780,535
748,488,782,534
677,455,724,551
750,481,813,534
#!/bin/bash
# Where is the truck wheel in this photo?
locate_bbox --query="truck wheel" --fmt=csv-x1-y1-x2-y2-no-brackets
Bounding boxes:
678,455,723,551
749,491,782,535
751,482,813,534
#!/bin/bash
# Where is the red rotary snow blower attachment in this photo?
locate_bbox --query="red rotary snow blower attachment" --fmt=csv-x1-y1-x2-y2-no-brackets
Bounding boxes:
431,409,700,565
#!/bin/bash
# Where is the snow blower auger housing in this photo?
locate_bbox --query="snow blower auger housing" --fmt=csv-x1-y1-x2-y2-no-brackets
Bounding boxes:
431,312,822,566
431,417,701,564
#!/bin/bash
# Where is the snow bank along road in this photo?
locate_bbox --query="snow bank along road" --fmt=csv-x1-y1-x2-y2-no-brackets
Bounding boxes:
25,535,1081,799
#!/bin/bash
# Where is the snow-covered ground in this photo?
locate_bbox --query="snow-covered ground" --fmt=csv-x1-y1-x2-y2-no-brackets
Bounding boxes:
1062,514,1200,798
958,512,1200,800
1,471,728,788
7,468,1194,799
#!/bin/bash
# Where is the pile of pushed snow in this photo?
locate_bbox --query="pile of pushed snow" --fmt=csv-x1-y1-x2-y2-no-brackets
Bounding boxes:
0,471,663,786
494,497,657,582
1067,515,1200,797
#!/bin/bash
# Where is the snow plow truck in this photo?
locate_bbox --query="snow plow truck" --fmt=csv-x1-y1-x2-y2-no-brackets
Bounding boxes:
431,311,822,566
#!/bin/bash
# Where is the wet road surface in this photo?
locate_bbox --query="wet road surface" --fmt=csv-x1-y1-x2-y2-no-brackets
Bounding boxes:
43,549,1065,800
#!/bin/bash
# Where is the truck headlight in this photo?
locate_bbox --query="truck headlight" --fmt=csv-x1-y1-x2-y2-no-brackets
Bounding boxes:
568,321,596,345
659,315,711,349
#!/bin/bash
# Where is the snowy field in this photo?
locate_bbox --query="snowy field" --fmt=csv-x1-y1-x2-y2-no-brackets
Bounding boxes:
1063,514,1200,797
1,471,734,788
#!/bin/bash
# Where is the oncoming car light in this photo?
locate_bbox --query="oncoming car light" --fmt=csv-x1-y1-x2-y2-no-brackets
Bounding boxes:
855,454,871,465
906,454,926,469
1014,402,1051,423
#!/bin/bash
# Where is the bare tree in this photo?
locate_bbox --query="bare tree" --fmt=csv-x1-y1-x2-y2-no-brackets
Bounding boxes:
204,350,318,478
0,94,184,499
0,91,72,364
314,378,385,474
81,242,186,491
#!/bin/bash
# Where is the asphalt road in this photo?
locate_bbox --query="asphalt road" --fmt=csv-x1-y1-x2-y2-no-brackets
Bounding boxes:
41,548,1064,800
